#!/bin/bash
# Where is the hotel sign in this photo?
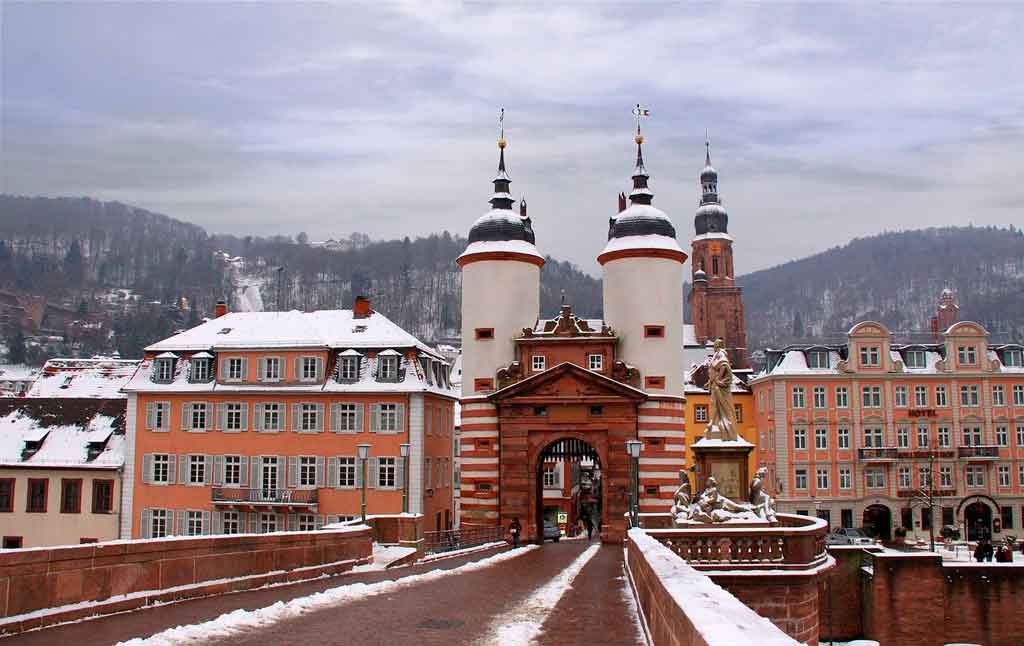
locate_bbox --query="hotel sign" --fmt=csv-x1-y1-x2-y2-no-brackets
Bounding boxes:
909,409,937,418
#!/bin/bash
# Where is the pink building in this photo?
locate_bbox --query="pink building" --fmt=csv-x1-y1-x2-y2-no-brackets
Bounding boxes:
751,291,1024,542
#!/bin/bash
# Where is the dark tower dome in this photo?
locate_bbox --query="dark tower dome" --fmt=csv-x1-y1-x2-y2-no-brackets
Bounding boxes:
466,137,536,245
606,129,677,241
694,138,728,235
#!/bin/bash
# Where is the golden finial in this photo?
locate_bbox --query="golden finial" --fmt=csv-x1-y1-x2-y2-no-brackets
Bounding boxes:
498,107,507,149
633,103,650,144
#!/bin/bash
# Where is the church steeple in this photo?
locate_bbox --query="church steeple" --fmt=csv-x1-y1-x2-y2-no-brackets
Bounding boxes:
700,134,719,206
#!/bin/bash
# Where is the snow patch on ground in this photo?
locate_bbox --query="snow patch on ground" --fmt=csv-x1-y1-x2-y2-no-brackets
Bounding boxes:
483,544,600,646
348,544,418,573
117,545,539,645
420,541,507,563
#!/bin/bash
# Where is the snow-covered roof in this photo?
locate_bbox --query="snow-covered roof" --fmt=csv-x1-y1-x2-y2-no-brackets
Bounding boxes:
457,239,544,263
26,359,139,399
599,232,684,258
691,231,734,242
0,399,126,469
191,351,214,359
146,309,440,357
0,364,40,381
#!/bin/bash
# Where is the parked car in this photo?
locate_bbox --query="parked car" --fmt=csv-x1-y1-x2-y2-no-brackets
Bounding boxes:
826,527,874,545
940,525,961,541
542,521,561,542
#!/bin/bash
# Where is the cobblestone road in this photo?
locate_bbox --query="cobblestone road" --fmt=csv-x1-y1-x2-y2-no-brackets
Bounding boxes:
3,539,645,646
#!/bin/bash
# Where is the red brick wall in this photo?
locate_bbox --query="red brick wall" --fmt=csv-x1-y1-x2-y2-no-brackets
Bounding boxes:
716,576,820,646
0,527,371,630
818,548,864,641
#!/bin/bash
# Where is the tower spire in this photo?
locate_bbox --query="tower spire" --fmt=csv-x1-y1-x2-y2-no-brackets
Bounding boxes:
490,107,514,210
704,129,712,167
630,103,653,205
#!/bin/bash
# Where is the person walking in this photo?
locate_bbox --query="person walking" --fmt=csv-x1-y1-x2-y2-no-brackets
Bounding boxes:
509,517,522,548
584,514,594,541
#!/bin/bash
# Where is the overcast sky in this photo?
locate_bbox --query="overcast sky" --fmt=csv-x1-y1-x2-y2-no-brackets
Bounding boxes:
3,2,1022,275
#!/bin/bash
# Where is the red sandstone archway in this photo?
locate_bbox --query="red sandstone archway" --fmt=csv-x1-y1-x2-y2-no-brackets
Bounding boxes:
863,504,892,541
532,436,603,544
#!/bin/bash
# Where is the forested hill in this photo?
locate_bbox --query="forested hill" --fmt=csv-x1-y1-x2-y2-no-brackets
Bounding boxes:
737,226,1024,350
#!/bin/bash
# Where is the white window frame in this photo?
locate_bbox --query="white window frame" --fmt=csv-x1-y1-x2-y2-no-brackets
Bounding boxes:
301,403,319,432
794,468,808,490
958,345,977,365
224,455,242,487
152,454,171,483
792,387,805,409
190,402,209,431
263,357,281,382
815,468,829,491
588,354,603,371
186,510,205,536
963,426,983,446
378,403,399,432
338,457,356,488
813,386,826,409
807,351,829,369
837,427,850,449
1017,424,1024,447
998,465,1011,487
378,457,397,489
864,427,883,448
935,385,948,407
378,356,398,381
859,346,880,367
862,386,881,408
155,359,174,382
226,403,243,431
814,427,828,450
188,455,207,485
334,403,361,433
793,427,807,450
301,357,319,382
835,387,849,409
894,385,908,408
227,357,244,381
222,510,241,534
916,424,930,448
298,456,318,489
339,356,359,381
996,425,1008,447
940,466,953,489
150,509,169,538
191,359,210,382
532,355,546,372
993,385,1005,406
839,467,852,490
262,403,283,431
897,426,910,449
898,465,912,489
694,405,708,423
865,468,885,489
914,385,928,407
965,465,985,488
938,425,951,448
905,350,926,369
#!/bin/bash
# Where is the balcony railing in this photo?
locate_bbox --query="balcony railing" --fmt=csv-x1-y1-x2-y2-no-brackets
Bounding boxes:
957,445,999,459
211,488,318,506
858,447,898,461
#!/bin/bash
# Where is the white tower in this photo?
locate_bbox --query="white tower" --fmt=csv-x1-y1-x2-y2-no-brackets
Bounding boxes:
458,133,543,395
597,118,687,393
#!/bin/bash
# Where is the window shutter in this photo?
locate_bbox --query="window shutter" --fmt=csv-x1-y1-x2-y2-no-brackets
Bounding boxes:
291,404,301,432
204,455,213,484
179,455,189,484
330,404,340,432
141,509,152,539
254,404,264,431
175,510,186,536
294,356,301,382
369,457,379,489
145,403,155,430
220,358,229,380
204,403,213,431
355,403,364,433
396,403,405,433
240,456,249,487
288,514,298,531
315,404,324,432
216,403,227,431
142,454,153,484
315,515,325,530
167,454,177,484
276,512,285,531
287,456,299,488
355,458,363,488
202,511,212,535
277,456,285,487
213,455,225,486
370,404,380,433
213,511,224,535
240,358,249,381
181,403,191,431
327,457,339,488
249,512,259,534
251,458,261,490
316,456,325,487
396,457,405,489
239,403,248,431
258,357,267,382
315,357,323,381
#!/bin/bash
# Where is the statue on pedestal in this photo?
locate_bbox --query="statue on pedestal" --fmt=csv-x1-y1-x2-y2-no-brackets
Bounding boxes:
705,338,738,441
690,476,758,523
749,467,777,522
670,470,693,523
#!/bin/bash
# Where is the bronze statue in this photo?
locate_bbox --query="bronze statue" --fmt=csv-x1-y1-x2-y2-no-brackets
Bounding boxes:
705,338,738,441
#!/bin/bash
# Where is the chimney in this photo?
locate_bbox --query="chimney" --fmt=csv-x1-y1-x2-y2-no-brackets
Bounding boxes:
930,316,939,342
617,192,627,213
353,295,372,319
214,299,228,318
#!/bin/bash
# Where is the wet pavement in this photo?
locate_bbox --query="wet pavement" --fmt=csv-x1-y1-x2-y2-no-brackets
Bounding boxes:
2,539,645,646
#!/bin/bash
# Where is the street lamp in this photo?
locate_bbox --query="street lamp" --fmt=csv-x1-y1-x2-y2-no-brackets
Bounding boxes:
358,444,371,523
399,443,410,514
625,440,642,528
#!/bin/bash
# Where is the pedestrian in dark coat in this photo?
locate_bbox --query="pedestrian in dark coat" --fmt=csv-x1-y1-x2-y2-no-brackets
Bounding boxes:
584,515,594,540
996,545,1013,563
509,517,522,548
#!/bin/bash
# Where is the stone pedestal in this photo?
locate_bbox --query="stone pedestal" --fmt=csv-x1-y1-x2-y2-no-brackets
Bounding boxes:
691,438,755,500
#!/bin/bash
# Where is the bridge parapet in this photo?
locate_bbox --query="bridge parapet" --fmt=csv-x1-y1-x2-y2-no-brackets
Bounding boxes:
0,526,372,636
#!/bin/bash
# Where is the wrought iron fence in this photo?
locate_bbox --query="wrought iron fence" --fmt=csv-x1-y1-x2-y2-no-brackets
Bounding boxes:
858,447,899,461
211,488,318,505
424,524,506,555
957,445,999,459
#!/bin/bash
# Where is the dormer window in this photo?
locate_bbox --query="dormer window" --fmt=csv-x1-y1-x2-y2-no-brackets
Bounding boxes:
806,350,829,369
189,354,213,383
260,357,282,382
419,357,433,385
859,346,880,367
338,351,361,381
904,350,927,369
378,351,399,382
957,345,977,365
153,355,177,383
1004,349,1023,367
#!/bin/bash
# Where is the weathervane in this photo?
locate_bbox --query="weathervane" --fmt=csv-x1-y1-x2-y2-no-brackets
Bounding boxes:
498,107,506,148
632,103,650,142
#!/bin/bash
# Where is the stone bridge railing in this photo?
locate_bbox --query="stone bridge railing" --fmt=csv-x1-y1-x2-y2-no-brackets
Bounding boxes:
637,512,829,571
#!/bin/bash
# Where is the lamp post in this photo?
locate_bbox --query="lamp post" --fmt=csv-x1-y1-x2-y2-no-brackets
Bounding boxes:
625,440,642,528
358,444,371,523
399,443,410,514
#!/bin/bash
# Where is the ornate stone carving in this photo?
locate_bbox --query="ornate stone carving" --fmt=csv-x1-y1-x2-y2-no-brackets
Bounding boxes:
671,470,778,526
835,358,854,373
495,360,523,389
611,360,641,387
749,467,777,522
670,471,693,523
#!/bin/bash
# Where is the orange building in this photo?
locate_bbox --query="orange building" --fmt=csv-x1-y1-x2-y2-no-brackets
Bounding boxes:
751,291,1024,542
122,298,457,539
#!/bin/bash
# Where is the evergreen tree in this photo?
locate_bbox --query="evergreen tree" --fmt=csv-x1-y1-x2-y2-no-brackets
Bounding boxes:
6,329,27,364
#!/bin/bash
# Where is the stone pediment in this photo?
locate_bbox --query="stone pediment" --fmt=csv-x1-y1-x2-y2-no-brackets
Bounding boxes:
488,361,647,403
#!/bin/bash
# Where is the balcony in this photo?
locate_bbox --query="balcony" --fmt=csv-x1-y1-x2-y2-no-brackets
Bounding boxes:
957,445,999,459
858,447,898,461
211,488,318,508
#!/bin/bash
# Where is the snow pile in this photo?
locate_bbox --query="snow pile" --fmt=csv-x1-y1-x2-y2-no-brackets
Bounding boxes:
0,409,123,468
27,359,139,398
600,232,684,257
457,239,544,263
117,545,539,645
483,544,600,645
627,528,800,646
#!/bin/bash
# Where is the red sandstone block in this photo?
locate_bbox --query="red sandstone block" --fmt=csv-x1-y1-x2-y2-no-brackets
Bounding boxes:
93,543,126,559
50,570,85,606
48,545,96,562
0,578,7,616
0,550,50,567
158,557,196,589
248,550,275,574
0,561,49,578
6,574,49,616
273,547,306,571
109,562,158,597
194,553,252,583
82,566,111,601
48,557,96,573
